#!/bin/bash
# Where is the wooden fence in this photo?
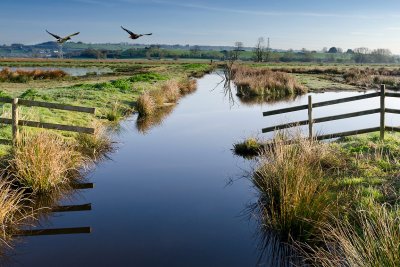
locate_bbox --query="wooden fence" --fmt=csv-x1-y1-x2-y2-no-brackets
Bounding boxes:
0,97,95,144
262,84,400,140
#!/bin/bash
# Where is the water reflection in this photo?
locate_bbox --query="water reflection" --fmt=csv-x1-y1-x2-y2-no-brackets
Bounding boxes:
0,182,93,266
136,105,175,134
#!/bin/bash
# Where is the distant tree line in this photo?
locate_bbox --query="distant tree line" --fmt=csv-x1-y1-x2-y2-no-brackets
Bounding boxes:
2,40,398,64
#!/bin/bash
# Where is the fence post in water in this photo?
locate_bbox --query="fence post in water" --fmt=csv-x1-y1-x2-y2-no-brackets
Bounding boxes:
308,95,313,139
380,84,385,140
12,98,19,144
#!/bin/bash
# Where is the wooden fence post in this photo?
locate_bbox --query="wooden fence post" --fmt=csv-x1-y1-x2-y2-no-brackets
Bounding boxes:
308,95,313,139
12,98,19,144
380,84,385,140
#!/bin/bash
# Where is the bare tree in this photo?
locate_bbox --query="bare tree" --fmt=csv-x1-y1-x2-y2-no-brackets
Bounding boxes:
253,37,265,62
230,41,244,61
264,37,271,62
353,47,370,63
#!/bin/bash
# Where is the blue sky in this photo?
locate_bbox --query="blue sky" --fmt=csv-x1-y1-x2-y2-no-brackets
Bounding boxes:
2,0,400,53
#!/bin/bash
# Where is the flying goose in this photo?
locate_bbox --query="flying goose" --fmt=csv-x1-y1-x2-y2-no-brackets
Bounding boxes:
46,30,80,44
121,26,152,40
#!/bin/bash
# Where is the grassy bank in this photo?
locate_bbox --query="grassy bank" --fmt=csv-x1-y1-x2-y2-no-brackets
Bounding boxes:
235,132,400,266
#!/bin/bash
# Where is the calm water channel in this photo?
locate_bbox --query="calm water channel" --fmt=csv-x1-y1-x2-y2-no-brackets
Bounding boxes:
6,72,400,267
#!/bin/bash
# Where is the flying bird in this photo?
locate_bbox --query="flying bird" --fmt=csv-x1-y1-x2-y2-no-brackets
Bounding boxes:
46,30,80,44
121,26,152,40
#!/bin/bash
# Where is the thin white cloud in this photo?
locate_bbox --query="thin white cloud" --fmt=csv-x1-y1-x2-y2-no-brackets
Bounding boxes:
123,0,382,19
386,26,400,31
73,0,116,8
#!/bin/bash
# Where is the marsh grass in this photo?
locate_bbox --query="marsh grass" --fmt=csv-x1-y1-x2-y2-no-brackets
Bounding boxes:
106,101,124,121
0,68,68,83
232,65,307,99
8,131,86,194
253,134,348,243
149,89,165,107
233,137,263,158
0,179,31,251
178,78,197,94
305,202,400,267
76,122,113,160
162,80,180,102
136,92,156,117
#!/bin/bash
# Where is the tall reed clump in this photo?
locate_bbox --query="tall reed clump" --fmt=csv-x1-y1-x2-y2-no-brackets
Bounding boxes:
75,122,113,160
306,203,400,267
178,78,197,94
0,180,29,249
136,92,156,117
253,135,347,243
232,65,307,99
0,68,68,83
162,80,180,102
8,132,85,194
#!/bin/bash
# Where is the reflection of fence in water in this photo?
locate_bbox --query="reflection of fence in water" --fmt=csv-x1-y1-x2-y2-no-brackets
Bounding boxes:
262,85,400,140
13,183,94,237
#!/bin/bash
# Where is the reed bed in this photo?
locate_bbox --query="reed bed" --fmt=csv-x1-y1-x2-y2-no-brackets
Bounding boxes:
232,65,307,99
0,68,68,83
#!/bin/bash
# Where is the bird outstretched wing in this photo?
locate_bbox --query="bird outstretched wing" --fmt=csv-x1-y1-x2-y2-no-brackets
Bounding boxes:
46,30,61,39
66,32,80,38
121,26,134,35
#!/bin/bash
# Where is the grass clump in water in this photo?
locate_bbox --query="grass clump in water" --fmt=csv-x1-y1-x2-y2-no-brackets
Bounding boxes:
178,78,197,94
233,137,263,158
232,65,307,99
253,134,347,243
136,92,156,117
8,131,86,194
162,80,180,102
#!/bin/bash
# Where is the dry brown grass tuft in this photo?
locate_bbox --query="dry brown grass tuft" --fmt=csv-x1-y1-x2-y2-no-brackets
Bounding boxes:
136,92,156,117
178,78,197,94
149,89,165,107
162,80,181,102
8,131,86,193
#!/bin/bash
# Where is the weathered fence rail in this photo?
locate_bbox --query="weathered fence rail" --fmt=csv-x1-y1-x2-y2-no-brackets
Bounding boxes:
0,97,95,144
262,84,399,140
